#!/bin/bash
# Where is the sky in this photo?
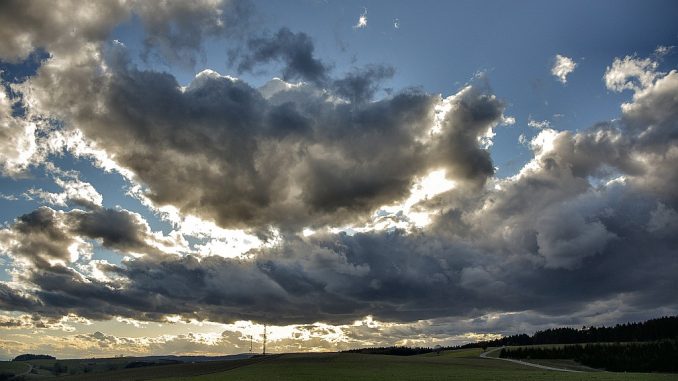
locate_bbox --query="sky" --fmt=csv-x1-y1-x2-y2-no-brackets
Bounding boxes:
0,0,677,359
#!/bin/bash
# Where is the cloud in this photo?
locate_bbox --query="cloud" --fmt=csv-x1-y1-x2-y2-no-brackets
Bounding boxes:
0,85,38,176
551,54,577,84
0,313,85,331
604,55,659,92
0,206,184,273
16,39,509,233
653,45,673,58
135,0,253,69
2,37,676,330
0,0,129,61
527,118,551,129
332,64,395,103
0,207,83,269
0,0,251,69
429,85,504,187
647,202,678,236
25,176,103,209
535,203,616,269
354,8,368,29
234,28,330,84
3,6,506,234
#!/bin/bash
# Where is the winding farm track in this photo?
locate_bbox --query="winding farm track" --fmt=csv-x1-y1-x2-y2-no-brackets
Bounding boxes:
479,347,583,373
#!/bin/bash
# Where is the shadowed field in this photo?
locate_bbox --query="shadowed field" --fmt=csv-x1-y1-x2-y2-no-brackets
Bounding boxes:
0,361,30,376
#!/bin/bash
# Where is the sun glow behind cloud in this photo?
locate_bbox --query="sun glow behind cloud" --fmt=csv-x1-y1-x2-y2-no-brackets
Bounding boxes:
323,169,457,236
392,169,457,227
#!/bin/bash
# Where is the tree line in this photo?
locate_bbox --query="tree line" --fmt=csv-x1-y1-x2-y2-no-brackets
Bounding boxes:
499,340,678,372
342,346,435,356
12,354,55,361
341,315,678,362
463,315,678,348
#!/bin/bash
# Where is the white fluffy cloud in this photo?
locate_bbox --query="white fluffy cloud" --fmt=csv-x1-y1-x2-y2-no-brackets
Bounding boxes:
0,86,38,176
551,54,577,84
25,176,103,209
604,55,659,92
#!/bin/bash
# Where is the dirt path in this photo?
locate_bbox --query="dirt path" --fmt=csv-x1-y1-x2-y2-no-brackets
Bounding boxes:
479,347,583,373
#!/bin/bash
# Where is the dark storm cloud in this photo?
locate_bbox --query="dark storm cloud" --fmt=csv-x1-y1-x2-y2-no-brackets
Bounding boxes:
2,201,675,326
2,207,76,269
2,206,482,323
619,71,678,203
24,40,513,232
0,283,42,312
1,128,678,326
332,64,395,103
430,85,503,187
234,27,331,84
0,206,169,270
9,7,510,233
235,29,395,102
66,207,161,254
27,60,466,231
0,230,477,324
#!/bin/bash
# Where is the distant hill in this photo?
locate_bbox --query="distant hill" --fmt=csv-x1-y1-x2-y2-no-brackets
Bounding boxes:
12,353,56,361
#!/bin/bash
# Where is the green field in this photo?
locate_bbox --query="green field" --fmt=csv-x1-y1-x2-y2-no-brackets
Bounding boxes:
2,348,676,381
0,360,29,374
155,350,677,381
0,356,267,380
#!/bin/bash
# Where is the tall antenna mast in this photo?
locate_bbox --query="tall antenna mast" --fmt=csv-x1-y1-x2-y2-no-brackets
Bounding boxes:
249,334,253,353
263,324,267,355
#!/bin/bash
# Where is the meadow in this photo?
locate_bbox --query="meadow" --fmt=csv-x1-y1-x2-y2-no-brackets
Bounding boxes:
155,349,678,381
2,348,676,381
